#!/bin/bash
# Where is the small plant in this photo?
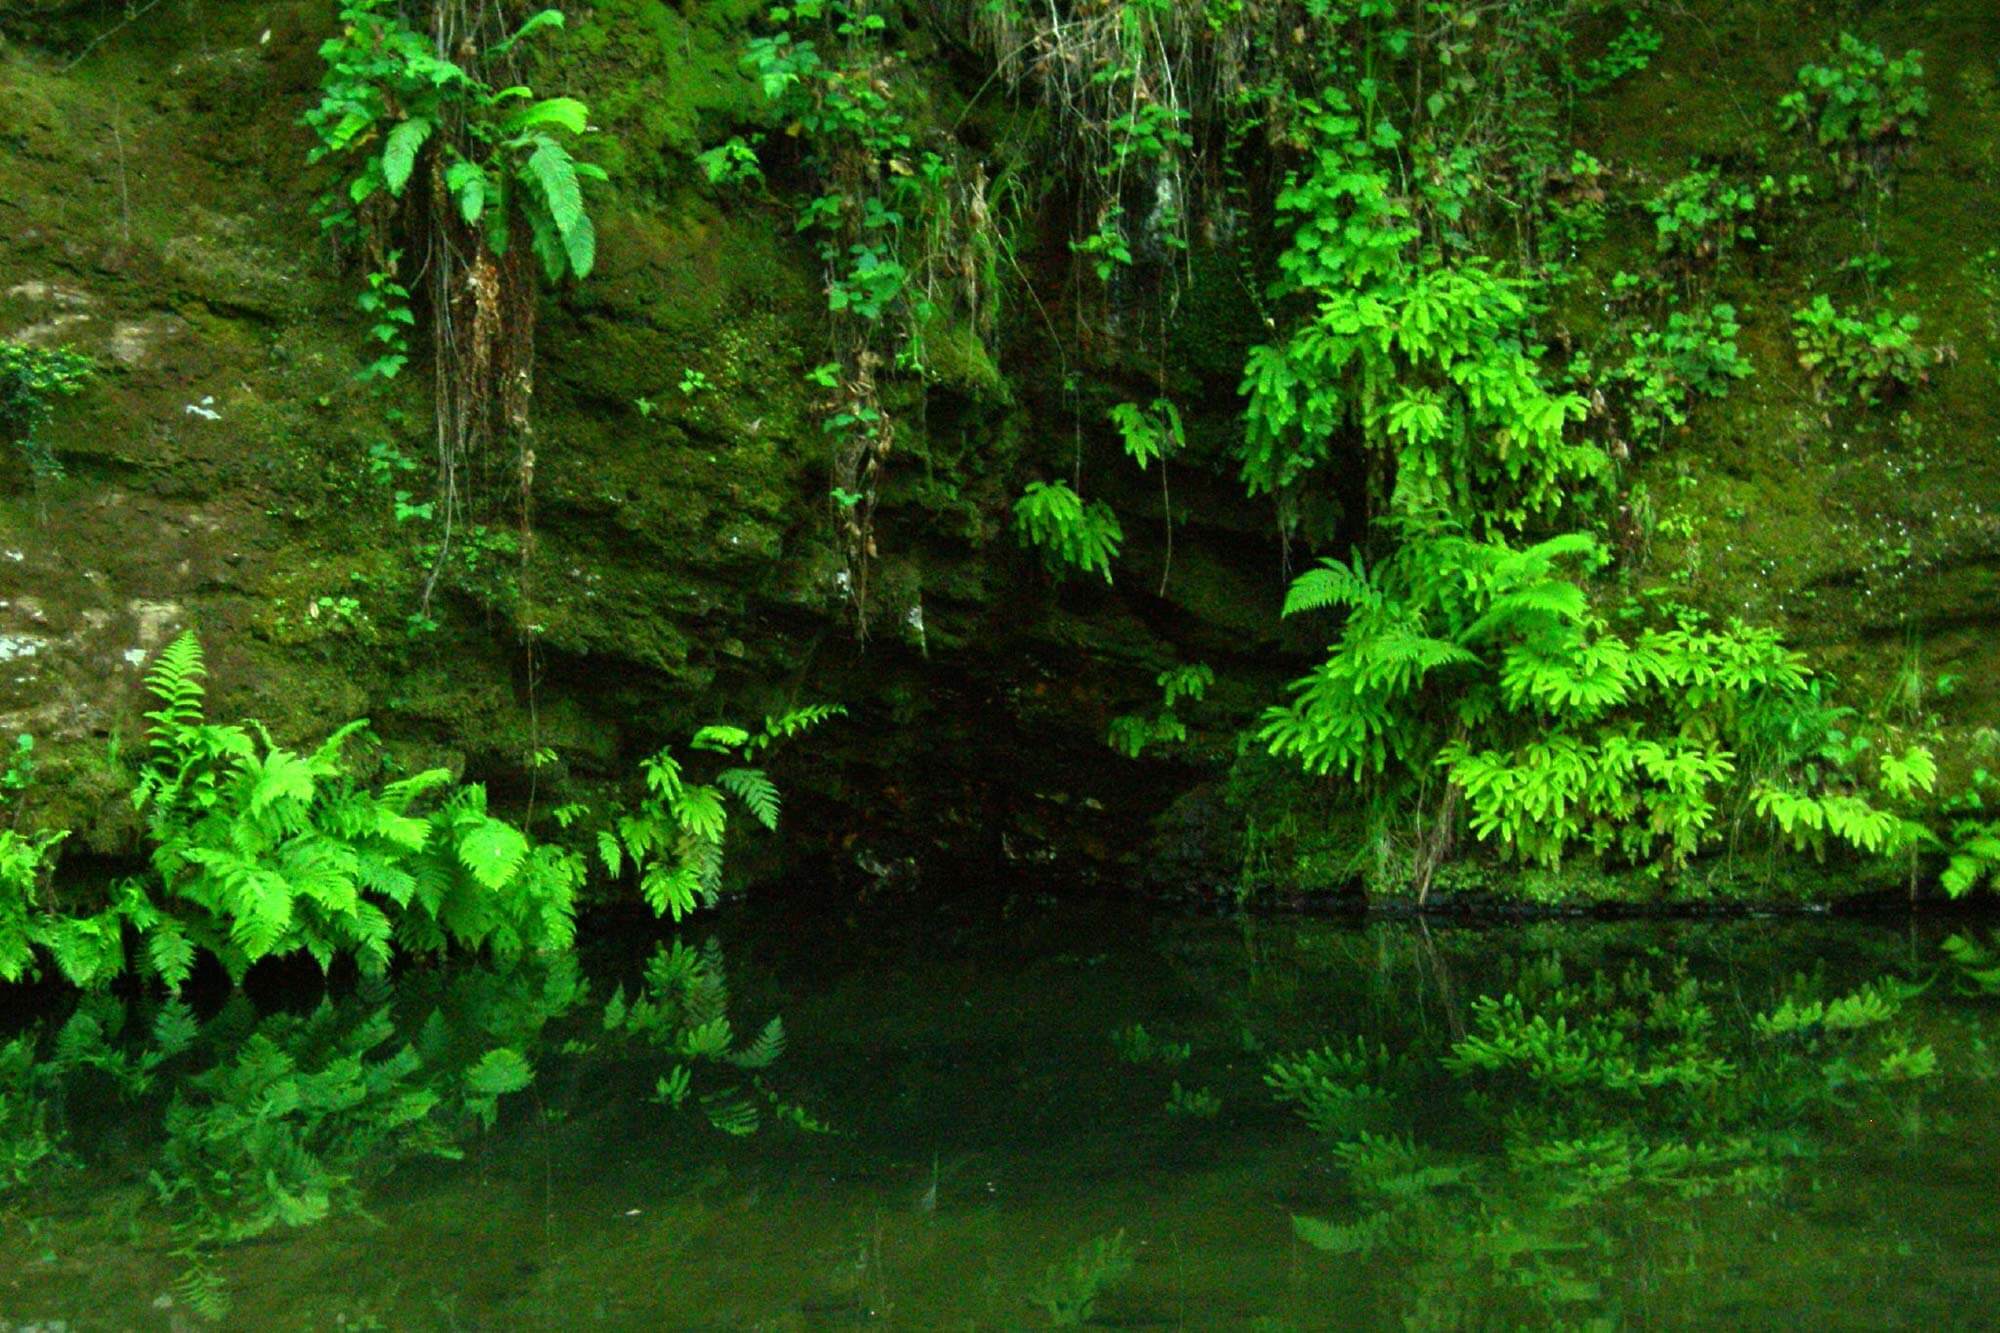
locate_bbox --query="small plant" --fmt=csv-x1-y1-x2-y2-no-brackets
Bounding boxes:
1569,11,1662,94
1164,1081,1221,1119
1644,164,1804,267
693,134,765,187
0,341,92,479
1029,1230,1135,1326
1110,1023,1190,1068
597,706,843,921
353,257,415,384
1779,34,1928,184
677,369,713,397
305,2,604,282
1790,295,1932,404
1014,481,1122,583
1108,663,1213,760
1600,303,1753,443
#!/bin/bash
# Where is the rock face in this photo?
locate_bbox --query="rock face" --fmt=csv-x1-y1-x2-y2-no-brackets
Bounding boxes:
1,1,1996,895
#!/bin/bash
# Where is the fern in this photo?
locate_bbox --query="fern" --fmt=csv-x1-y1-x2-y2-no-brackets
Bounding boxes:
601,707,837,920
1013,480,1122,582
718,768,781,831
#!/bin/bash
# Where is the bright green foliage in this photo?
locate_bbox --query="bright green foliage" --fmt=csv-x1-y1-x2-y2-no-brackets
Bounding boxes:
1107,663,1212,759
1013,480,1123,583
0,340,92,478
1263,525,1914,874
694,134,764,187
304,0,604,283
1,634,579,992
1778,34,1928,183
1240,98,1595,522
1790,295,1931,405
1108,397,1184,469
1028,1230,1134,1327
598,706,841,921
1941,819,2000,899
0,826,65,985
128,634,580,986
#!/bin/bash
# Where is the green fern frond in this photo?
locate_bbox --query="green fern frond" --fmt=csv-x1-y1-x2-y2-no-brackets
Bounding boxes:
727,1016,786,1070
717,768,780,831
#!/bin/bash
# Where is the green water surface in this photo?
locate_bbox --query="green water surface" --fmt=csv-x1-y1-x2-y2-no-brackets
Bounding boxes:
3,901,1997,1329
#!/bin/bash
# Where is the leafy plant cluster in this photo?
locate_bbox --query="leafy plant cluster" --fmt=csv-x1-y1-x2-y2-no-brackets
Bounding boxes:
305,2,603,284
1013,480,1123,584
1643,163,1806,271
1790,294,1932,405
1778,33,1929,186
304,0,606,603
1258,526,1921,893
0,339,92,479
592,705,842,921
5,631,840,993
1589,300,1753,445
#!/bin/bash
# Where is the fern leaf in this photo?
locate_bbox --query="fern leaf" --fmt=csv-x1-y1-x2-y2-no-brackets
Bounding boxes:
727,1016,786,1069
456,818,529,891
560,208,596,280
672,786,728,844
525,139,584,235
689,725,752,754
465,1047,535,1096
596,829,624,878
381,117,432,195
492,7,565,56
144,921,197,993
717,768,780,831
640,861,703,921
1283,556,1377,617
502,96,588,136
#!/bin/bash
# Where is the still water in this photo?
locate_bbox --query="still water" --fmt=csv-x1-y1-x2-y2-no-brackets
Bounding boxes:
3,898,1998,1329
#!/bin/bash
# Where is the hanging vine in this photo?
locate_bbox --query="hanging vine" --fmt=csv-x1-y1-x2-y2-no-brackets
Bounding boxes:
304,0,606,608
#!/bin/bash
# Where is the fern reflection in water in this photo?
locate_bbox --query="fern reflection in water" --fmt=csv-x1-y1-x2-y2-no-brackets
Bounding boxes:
1,911,1995,1326
1275,953,1944,1327
0,936,815,1320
